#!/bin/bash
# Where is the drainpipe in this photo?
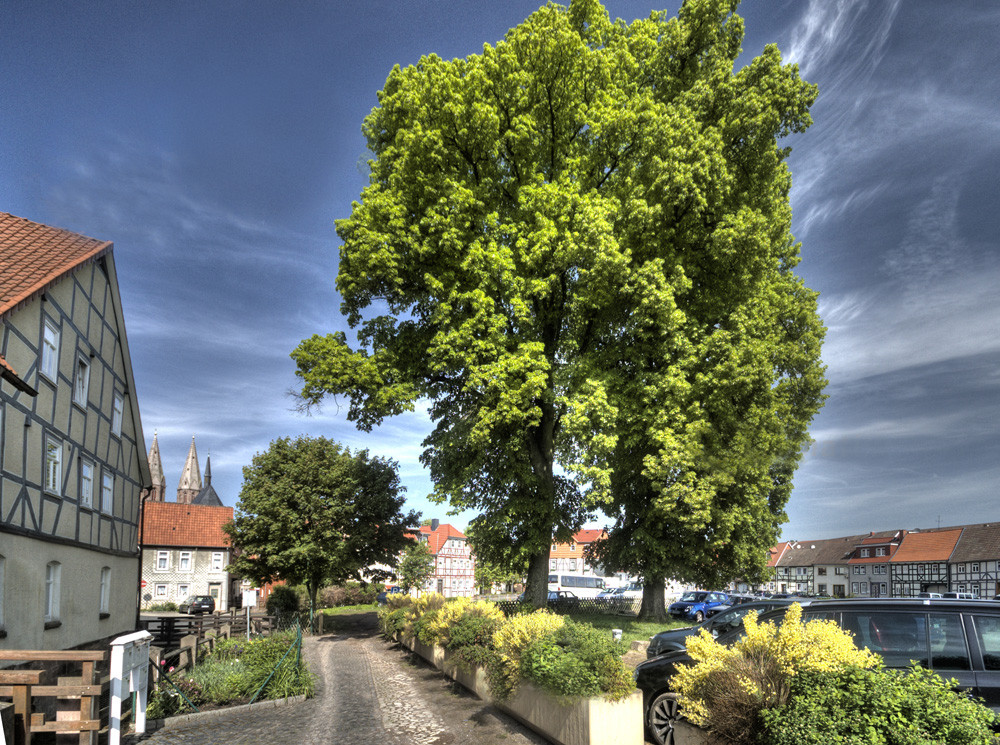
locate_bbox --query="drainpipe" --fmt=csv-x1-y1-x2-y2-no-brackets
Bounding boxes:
135,487,151,629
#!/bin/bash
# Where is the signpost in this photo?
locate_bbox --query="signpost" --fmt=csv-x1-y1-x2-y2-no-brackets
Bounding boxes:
242,589,257,640
109,629,152,745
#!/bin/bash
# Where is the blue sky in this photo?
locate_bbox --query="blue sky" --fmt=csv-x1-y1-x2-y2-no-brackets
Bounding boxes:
3,1,998,541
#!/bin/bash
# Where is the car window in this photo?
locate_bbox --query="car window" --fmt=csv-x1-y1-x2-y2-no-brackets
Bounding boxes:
928,614,970,670
972,615,1000,671
840,612,928,668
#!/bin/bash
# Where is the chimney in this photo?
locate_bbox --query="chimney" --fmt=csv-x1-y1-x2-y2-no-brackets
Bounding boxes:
431,518,440,531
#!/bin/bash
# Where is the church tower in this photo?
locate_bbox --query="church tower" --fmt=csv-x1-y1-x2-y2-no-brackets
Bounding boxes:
192,454,224,506
177,436,203,504
147,431,166,502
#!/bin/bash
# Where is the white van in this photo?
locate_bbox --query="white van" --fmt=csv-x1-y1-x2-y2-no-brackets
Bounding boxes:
548,573,607,599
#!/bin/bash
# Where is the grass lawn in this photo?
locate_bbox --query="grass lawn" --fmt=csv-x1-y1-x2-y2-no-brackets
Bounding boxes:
320,603,379,615
562,610,691,647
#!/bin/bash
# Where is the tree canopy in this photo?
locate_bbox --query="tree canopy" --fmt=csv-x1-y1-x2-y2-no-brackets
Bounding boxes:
396,540,436,593
293,0,825,608
225,436,419,615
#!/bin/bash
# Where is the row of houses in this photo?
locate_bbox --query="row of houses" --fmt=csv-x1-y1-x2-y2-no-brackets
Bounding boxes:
762,524,1000,599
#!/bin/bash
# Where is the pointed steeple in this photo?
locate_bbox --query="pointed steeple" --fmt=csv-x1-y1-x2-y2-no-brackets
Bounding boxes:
147,431,166,502
177,436,203,504
192,453,224,507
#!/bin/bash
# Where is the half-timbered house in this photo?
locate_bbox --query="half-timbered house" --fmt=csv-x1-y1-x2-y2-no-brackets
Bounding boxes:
948,523,1000,598
0,213,150,650
889,528,963,597
418,520,475,598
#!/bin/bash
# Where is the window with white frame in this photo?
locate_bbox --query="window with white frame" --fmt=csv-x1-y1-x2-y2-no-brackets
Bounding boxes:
179,551,192,571
45,561,61,622
851,582,859,594
177,584,190,598
44,436,62,495
212,552,224,571
860,548,870,558
41,318,60,381
73,354,90,405
873,565,886,575
156,551,169,570
853,565,865,575
875,547,887,557
860,582,869,593
112,392,124,436
99,567,111,614
835,566,847,575
101,471,114,514
973,563,981,572
80,460,94,509
154,584,168,598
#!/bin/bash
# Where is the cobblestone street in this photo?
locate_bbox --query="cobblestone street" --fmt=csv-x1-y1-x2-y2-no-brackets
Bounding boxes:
130,614,551,745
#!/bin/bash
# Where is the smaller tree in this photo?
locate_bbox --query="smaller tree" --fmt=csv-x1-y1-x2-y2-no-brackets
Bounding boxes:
474,560,524,596
396,540,435,593
226,436,419,623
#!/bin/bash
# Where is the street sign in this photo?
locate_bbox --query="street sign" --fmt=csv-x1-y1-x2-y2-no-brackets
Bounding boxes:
109,629,152,745
140,579,147,588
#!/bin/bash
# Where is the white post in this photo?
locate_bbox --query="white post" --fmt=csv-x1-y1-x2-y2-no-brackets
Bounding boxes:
109,630,153,745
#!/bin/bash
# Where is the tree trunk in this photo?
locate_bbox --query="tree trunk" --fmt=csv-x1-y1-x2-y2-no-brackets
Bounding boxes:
637,575,668,622
525,549,551,608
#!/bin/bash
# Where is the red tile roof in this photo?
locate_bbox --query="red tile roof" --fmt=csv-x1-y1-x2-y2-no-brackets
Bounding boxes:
142,502,234,548
890,528,963,563
551,529,607,559
0,212,111,317
418,523,467,555
767,542,792,568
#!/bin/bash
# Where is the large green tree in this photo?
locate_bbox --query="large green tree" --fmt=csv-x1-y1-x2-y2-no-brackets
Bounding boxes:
396,540,436,593
225,436,419,618
293,0,824,608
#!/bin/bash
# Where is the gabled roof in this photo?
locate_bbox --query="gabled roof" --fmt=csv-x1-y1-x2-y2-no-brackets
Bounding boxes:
142,501,233,547
418,523,467,555
573,529,605,544
950,523,1000,563
890,528,963,563
0,212,111,317
767,542,791,568
551,528,607,559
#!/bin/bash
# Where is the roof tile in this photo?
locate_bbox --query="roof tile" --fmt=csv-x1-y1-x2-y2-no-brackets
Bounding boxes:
142,501,233,547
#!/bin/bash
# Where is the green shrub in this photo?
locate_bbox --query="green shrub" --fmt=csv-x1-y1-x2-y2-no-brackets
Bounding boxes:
192,630,313,703
265,586,300,616
520,620,633,701
490,609,566,699
146,676,204,719
413,607,443,645
147,602,178,612
447,608,504,670
760,665,998,745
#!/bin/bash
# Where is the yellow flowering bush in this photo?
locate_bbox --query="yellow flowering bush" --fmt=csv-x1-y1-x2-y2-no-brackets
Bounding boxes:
401,592,447,638
430,598,505,647
672,604,881,744
490,609,566,698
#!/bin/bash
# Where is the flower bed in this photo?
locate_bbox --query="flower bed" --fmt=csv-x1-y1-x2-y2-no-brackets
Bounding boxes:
383,594,642,745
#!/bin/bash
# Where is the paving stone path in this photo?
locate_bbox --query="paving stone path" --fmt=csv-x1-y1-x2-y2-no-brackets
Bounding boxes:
128,614,549,745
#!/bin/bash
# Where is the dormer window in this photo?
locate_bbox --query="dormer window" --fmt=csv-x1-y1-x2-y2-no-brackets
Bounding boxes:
860,548,870,558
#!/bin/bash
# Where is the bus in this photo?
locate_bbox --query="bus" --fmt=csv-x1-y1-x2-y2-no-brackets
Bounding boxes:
548,573,607,598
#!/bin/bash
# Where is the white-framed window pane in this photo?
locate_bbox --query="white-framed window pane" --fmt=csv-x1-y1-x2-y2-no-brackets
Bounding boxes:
74,355,90,405
154,584,168,598
179,552,191,571
211,552,223,571
99,567,111,613
80,460,94,509
41,319,59,380
45,437,62,494
112,393,124,436
177,584,189,598
45,561,61,621
157,551,169,570
101,471,114,513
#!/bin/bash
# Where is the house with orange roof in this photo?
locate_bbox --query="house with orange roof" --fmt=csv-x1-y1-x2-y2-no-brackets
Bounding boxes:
140,502,237,610
0,212,151,650
889,528,964,597
549,528,607,577
417,520,475,598
846,531,905,598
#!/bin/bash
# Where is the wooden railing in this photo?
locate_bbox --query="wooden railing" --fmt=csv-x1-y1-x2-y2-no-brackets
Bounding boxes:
0,649,105,745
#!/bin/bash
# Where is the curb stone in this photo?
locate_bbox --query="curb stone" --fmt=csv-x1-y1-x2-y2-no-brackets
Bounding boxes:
140,694,307,732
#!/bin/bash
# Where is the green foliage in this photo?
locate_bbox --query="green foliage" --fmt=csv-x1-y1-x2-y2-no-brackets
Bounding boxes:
446,609,505,670
760,665,998,745
396,541,436,593
189,631,314,704
146,677,204,719
147,602,178,612
225,436,419,613
673,605,882,744
265,585,300,617
520,620,633,701
319,582,379,607
490,610,567,699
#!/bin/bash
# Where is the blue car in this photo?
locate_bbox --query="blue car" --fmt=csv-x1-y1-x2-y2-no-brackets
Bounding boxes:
667,590,729,623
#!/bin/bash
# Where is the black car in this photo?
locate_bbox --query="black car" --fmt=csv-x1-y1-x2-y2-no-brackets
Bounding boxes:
704,593,761,618
636,598,1000,745
178,595,216,615
547,590,580,610
646,598,810,658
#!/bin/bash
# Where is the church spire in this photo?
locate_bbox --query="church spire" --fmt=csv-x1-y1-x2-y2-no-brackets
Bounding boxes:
147,431,166,502
177,436,203,504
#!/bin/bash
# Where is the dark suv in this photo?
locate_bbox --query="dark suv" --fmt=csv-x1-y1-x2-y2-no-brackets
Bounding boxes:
178,595,216,615
636,598,1000,745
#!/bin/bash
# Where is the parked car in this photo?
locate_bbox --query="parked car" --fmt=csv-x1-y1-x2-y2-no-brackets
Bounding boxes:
647,598,810,658
667,591,729,623
704,593,757,617
636,597,1000,745
547,590,580,610
178,595,215,615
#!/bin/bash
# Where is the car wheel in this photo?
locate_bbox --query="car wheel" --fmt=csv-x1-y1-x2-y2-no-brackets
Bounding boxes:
648,692,681,745
694,610,704,623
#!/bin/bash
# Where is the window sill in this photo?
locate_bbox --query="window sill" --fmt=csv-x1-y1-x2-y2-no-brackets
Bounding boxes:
99,612,111,620
44,619,62,630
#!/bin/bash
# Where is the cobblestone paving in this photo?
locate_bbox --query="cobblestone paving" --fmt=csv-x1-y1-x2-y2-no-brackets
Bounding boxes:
128,615,550,745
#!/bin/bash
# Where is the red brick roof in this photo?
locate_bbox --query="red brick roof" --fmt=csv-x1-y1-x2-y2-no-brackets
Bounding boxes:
551,529,607,559
890,528,963,563
142,502,233,548
767,541,792,568
418,523,467,555
0,212,112,317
